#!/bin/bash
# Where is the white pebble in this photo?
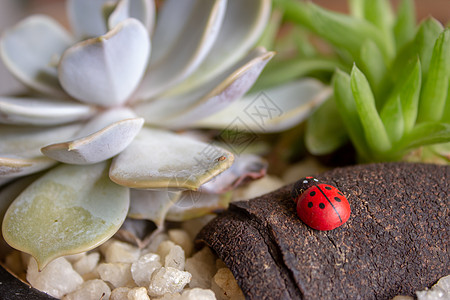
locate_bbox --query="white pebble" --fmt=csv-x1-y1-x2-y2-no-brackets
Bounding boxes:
184,247,216,289
97,262,134,288
62,279,111,300
144,233,169,254
148,267,191,297
181,288,217,300
131,253,162,287
104,240,141,263
110,287,131,300
168,229,194,256
64,253,86,264
128,287,150,300
155,293,181,300
165,245,185,270
73,252,100,275
416,275,450,300
27,257,83,298
156,240,176,262
212,268,244,300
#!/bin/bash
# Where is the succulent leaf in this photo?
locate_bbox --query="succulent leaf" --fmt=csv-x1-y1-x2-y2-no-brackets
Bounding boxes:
128,189,179,228
167,0,272,95
135,48,274,126
194,79,330,132
109,127,234,190
0,15,73,97
0,97,96,126
58,18,150,107
2,161,130,270
41,117,144,165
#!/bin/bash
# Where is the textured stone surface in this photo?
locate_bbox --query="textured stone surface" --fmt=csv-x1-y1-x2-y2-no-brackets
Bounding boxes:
197,163,450,300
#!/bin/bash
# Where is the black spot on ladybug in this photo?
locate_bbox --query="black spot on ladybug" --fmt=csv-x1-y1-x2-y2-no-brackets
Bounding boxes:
325,186,332,190
310,191,316,196
319,203,325,209
334,197,341,202
308,202,313,208
338,192,344,196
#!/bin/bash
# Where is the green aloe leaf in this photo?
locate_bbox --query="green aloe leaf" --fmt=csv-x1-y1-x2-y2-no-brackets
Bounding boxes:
417,28,450,123
390,18,443,82
350,65,392,154
278,0,392,62
333,69,370,160
395,122,450,151
2,162,129,269
358,40,386,94
359,0,395,50
397,59,422,132
305,96,348,155
380,96,404,143
393,0,416,50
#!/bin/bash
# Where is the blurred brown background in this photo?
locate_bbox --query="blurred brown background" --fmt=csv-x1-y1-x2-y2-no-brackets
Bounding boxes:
0,0,449,95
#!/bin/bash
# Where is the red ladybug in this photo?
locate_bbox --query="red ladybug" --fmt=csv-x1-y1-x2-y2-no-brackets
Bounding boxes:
294,177,350,231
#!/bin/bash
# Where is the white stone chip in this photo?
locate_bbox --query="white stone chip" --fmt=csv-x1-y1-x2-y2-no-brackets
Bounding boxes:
104,240,141,263
128,287,150,300
144,233,169,254
168,229,194,256
155,293,182,300
27,257,84,298
97,262,135,288
156,240,176,262
416,275,450,300
181,288,217,300
64,253,86,264
212,268,244,300
165,245,185,270
131,253,162,287
111,287,131,300
184,247,216,289
73,252,100,275
148,267,192,297
62,279,111,300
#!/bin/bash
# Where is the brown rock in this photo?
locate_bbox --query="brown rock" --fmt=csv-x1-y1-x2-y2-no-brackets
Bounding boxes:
197,163,450,299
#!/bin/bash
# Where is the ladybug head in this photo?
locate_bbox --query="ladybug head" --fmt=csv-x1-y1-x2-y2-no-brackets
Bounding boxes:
291,176,320,203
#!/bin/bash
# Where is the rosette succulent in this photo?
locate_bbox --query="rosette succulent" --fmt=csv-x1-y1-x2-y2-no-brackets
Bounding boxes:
0,0,279,269
0,0,332,270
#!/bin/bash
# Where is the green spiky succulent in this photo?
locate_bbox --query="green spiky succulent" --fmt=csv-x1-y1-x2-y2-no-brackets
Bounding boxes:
259,0,450,163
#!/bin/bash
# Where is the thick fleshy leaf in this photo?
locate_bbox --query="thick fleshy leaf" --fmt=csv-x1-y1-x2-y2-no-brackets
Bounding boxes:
42,109,144,165
350,65,391,153
0,15,73,97
109,0,155,33
0,97,96,126
128,189,179,227
0,174,40,224
200,154,267,194
166,191,231,222
193,79,331,132
167,0,271,95
59,19,150,107
67,0,110,38
136,48,274,128
109,127,234,190
42,118,144,165
134,0,227,100
2,162,130,270
305,96,348,156
0,124,82,178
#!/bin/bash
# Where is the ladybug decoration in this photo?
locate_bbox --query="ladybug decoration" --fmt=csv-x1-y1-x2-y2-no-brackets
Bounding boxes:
293,177,351,231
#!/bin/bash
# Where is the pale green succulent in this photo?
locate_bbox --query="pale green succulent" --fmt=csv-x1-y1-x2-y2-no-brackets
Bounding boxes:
0,0,330,269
